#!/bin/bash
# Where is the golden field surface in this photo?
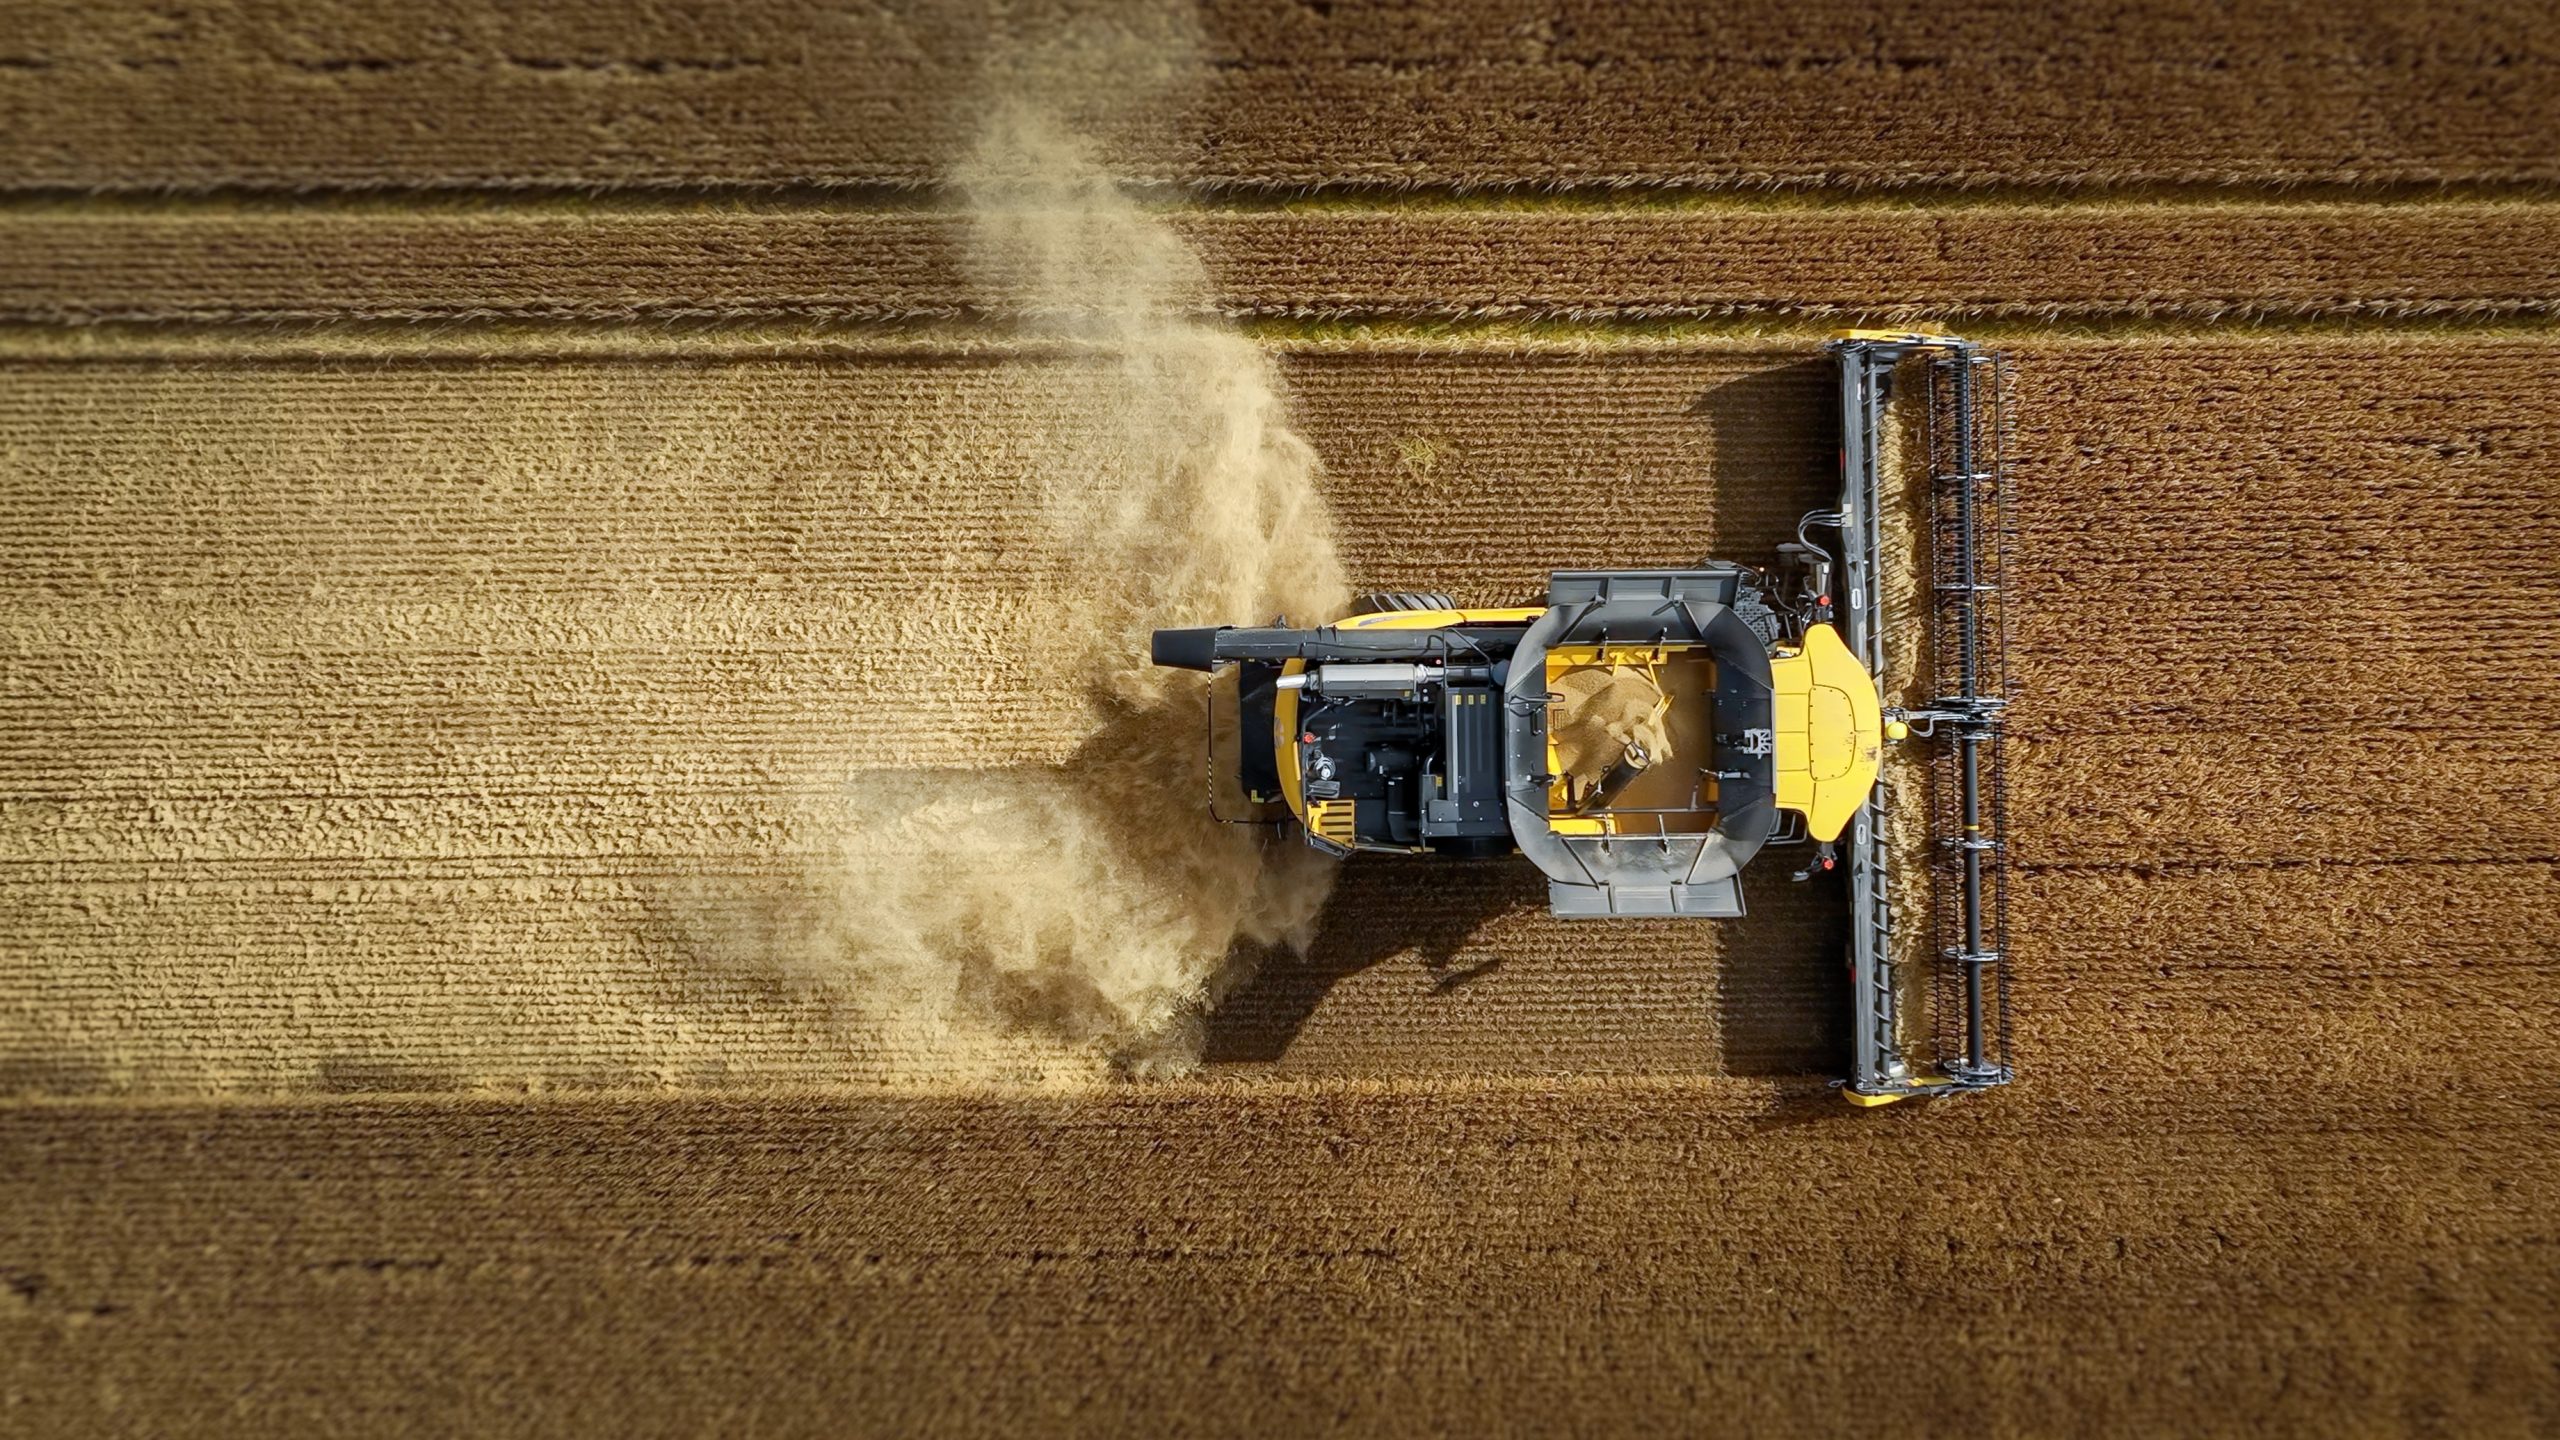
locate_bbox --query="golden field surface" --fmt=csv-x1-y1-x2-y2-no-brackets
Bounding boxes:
3,2,2558,1435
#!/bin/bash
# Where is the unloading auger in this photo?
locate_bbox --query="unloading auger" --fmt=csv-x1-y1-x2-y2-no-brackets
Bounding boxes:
1150,332,2014,1103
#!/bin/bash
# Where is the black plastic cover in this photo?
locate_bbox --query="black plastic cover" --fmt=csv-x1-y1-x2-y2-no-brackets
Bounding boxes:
1150,627,1223,672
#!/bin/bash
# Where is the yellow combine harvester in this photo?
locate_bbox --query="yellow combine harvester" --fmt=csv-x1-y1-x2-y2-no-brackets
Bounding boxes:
1153,333,2013,1102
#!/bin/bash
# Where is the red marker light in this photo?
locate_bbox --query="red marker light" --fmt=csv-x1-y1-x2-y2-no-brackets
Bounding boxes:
1301,733,1316,744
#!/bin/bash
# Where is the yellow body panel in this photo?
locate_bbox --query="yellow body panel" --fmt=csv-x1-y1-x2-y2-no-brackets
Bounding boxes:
1768,623,1883,843
1845,1070,1956,1105
1341,607,1545,631
1832,326,1954,344
1304,798,1359,848
1275,607,1542,823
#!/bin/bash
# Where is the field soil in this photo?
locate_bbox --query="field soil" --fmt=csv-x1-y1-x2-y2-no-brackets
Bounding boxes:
4,4,2558,1436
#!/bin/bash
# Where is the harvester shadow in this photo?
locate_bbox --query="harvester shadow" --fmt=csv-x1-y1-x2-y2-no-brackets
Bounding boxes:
1689,358,1838,563
1689,360,1860,1082
1711,866,1854,1078
1201,855,1538,1064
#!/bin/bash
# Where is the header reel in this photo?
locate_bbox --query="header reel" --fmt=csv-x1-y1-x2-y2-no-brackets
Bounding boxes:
1827,331,2016,1103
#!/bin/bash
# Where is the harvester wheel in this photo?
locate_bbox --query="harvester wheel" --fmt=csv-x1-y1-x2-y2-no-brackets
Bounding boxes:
1348,591,1456,615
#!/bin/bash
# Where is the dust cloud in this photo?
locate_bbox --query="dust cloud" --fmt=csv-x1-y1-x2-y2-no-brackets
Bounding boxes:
758,97,1350,1079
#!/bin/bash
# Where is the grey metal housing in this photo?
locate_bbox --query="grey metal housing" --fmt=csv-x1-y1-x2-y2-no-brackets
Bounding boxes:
1501,568,1776,918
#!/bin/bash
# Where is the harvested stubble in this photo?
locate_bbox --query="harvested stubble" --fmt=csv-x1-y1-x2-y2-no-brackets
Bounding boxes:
11,201,2560,324
3,1081,2554,1436
0,347,1844,1093
4,1,2557,192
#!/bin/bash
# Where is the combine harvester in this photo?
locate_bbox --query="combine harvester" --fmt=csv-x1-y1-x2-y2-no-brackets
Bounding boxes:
1152,333,2014,1103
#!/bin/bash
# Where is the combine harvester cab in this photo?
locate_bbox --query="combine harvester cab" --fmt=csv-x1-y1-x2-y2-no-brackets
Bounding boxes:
1149,332,2013,1104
